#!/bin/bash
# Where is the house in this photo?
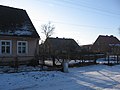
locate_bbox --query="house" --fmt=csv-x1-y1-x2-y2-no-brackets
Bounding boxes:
0,5,40,65
81,44,92,52
91,35,120,54
43,37,81,55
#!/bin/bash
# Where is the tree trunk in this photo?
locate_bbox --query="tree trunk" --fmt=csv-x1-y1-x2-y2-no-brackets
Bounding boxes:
52,56,56,66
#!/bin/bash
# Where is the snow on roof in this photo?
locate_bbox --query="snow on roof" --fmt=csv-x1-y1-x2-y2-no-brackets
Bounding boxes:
14,30,32,35
109,44,120,47
0,24,32,36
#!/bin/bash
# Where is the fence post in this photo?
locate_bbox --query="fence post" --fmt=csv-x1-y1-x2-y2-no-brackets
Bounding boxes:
108,55,110,65
52,56,56,67
117,55,119,64
41,55,45,70
94,54,97,64
14,56,19,72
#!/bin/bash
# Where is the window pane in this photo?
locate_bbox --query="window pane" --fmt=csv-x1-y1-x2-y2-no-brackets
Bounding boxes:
22,47,26,53
18,42,21,46
22,42,26,46
18,47,21,53
6,46,10,53
2,42,5,45
6,42,10,45
2,46,5,53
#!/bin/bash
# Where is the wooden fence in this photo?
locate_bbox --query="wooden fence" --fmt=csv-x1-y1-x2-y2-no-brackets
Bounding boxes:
0,56,36,66
39,53,106,67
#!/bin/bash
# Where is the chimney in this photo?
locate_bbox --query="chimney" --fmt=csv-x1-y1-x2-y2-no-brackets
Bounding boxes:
110,35,114,37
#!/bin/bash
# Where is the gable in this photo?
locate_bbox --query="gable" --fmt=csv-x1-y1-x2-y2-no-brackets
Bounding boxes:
94,35,120,46
0,5,40,38
91,35,120,52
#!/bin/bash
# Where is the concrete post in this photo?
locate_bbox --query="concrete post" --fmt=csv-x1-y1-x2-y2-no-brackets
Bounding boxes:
63,59,69,73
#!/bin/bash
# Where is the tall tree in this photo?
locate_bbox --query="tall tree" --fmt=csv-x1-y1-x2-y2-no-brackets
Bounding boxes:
41,22,55,39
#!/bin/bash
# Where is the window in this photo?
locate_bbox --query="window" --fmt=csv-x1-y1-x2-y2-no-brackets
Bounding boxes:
0,40,12,54
17,41,28,54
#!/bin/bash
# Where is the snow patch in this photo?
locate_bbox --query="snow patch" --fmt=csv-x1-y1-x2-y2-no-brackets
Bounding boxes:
14,30,32,35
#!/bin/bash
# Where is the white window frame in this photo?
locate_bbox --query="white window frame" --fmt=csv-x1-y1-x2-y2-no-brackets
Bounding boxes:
17,41,28,55
0,40,12,55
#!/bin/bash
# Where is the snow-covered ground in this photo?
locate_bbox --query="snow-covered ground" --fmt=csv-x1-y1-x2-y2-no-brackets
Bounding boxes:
1,65,120,90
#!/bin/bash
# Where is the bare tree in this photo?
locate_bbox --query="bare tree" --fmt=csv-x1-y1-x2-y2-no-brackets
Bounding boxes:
41,22,55,39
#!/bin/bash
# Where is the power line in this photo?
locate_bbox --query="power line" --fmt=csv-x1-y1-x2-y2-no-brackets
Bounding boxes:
28,0,119,30
57,0,120,16
37,0,120,17
32,18,115,30
63,0,120,13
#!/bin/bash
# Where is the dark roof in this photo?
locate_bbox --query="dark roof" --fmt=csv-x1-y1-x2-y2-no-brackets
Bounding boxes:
0,5,40,38
44,37,81,52
94,35,120,45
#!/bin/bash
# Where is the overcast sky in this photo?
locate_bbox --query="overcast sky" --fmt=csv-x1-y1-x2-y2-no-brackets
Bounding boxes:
0,0,120,45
